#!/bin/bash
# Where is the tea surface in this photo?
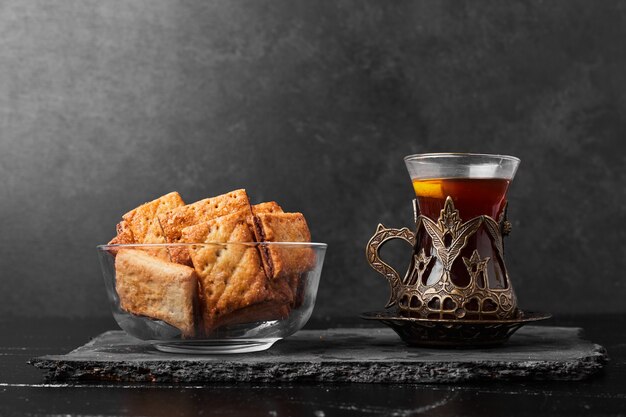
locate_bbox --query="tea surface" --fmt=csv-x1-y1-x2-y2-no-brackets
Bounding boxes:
412,177,509,220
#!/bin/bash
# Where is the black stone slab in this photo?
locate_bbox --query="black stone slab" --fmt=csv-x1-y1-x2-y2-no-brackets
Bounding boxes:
30,326,607,383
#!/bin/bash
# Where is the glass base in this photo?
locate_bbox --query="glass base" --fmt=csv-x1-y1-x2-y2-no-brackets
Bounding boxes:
153,338,281,354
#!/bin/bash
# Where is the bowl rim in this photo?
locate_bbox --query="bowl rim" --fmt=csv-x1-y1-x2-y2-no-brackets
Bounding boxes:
97,242,328,250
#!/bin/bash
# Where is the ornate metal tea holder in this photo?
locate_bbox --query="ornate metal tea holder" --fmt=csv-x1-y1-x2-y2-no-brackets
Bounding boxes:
363,197,550,347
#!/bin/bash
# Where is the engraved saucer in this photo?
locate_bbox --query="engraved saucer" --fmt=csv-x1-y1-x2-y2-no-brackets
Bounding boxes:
360,310,552,348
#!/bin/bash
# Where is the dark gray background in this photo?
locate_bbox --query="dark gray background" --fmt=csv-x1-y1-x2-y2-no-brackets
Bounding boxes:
1,1,624,320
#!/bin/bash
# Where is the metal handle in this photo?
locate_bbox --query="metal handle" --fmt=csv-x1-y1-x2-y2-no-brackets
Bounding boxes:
366,224,416,308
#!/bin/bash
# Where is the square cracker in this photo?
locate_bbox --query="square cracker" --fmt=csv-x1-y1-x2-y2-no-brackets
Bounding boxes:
159,189,251,265
119,192,185,260
182,209,280,334
253,212,316,279
122,191,185,244
114,249,198,338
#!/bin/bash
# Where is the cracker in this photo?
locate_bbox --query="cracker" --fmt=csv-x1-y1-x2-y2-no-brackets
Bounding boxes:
107,220,135,255
122,192,185,243
182,210,273,333
252,212,315,279
252,201,284,215
115,220,135,243
114,249,198,338
118,192,185,260
159,189,251,265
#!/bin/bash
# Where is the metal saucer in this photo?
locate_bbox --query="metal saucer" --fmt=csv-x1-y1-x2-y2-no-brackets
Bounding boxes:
360,310,552,348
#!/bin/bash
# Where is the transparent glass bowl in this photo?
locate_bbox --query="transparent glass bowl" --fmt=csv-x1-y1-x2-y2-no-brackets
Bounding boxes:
97,242,326,354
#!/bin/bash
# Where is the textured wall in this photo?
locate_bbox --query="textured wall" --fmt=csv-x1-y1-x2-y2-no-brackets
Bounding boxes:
1,1,625,319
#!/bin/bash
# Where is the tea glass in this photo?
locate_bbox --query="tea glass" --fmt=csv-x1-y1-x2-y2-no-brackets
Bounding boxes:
367,153,521,321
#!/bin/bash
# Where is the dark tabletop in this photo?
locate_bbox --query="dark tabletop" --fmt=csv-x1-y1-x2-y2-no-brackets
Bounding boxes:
1,315,624,417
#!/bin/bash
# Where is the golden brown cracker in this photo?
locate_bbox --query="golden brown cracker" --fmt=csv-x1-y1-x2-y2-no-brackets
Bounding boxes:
116,220,135,243
252,201,284,215
159,189,251,264
107,220,134,249
106,221,135,256
253,212,315,279
182,209,272,333
118,192,185,260
122,192,185,243
114,249,198,338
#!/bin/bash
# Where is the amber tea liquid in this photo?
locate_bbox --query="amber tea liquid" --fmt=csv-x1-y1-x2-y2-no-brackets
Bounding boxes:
413,178,509,220
413,177,510,289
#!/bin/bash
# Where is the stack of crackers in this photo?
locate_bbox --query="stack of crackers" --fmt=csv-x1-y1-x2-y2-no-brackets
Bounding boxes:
108,189,314,338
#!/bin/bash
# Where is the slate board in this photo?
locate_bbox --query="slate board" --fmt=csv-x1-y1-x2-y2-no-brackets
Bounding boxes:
30,326,607,383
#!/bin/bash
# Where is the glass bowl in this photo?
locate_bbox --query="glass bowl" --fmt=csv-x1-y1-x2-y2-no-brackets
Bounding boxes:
97,242,326,354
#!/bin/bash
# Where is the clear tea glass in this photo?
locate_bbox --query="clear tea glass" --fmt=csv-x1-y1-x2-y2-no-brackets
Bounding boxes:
405,153,519,291
366,153,522,320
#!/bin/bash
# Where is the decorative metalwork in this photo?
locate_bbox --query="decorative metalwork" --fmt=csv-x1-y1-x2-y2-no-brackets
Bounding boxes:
406,249,432,286
463,250,490,290
498,201,512,236
360,311,552,347
366,224,416,308
420,199,482,272
366,197,519,321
